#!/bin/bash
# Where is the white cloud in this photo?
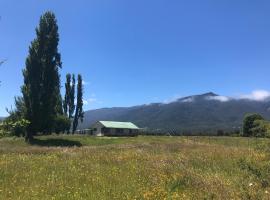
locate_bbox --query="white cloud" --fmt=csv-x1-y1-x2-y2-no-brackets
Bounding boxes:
206,96,230,102
239,90,270,101
73,80,90,86
83,98,97,105
82,96,103,107
163,90,270,104
163,94,182,104
83,99,89,105
181,97,194,103
88,98,98,103
82,81,90,85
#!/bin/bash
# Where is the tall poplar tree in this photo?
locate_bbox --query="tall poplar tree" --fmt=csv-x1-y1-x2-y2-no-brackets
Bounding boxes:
63,74,71,116
22,12,62,141
63,73,75,133
72,74,84,133
63,73,75,119
69,74,76,118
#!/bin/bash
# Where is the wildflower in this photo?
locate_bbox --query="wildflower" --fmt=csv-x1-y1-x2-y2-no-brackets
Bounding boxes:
249,183,253,187
265,190,269,194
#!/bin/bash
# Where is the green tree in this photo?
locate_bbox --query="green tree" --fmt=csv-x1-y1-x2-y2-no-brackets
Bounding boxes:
72,74,84,133
63,73,76,133
7,96,26,121
69,74,76,118
55,90,63,115
21,11,62,141
0,118,30,137
242,113,264,137
249,119,270,138
63,74,71,116
54,115,71,134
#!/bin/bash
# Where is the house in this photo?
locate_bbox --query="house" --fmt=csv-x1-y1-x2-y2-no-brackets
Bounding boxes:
90,121,140,136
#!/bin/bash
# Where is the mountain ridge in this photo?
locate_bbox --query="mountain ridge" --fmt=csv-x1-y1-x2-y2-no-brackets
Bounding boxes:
78,92,270,134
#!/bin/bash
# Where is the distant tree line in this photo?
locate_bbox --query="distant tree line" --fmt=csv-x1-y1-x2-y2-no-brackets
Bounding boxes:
0,12,84,141
140,128,241,137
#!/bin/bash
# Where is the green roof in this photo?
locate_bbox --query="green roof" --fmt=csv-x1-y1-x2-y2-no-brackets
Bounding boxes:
99,121,139,129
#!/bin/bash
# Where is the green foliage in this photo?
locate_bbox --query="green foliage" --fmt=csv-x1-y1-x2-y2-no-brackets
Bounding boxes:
63,74,76,133
72,74,84,133
54,115,71,134
242,113,264,137
21,11,62,140
70,74,76,118
63,74,71,116
242,113,270,138
0,96,29,137
7,96,26,122
0,118,30,137
63,73,76,119
251,119,270,138
0,123,8,138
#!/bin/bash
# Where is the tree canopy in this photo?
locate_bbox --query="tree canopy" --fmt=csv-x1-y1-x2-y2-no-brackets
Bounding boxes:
242,113,264,137
21,11,62,141
72,74,84,133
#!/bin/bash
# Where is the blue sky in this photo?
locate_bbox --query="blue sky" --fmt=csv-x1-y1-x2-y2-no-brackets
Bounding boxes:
0,0,270,116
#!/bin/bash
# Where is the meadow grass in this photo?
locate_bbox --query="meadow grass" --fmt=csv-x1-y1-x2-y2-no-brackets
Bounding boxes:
0,135,269,199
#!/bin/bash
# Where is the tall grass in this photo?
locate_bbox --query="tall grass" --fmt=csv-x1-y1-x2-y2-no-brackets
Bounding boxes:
0,136,269,199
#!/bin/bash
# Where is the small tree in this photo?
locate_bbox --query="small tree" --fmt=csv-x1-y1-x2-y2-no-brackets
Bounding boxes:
54,115,71,134
0,117,30,137
242,113,264,137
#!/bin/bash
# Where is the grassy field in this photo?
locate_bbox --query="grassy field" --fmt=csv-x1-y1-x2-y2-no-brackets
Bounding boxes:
0,135,269,200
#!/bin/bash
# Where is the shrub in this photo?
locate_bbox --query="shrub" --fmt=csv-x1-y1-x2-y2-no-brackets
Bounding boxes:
54,115,71,134
252,120,270,138
0,118,30,137
242,113,264,137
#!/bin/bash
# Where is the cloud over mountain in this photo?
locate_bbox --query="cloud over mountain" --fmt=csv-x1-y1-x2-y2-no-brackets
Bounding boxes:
79,91,270,134
239,90,270,101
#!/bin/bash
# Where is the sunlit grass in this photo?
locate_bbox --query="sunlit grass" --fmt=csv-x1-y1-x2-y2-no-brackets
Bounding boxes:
0,135,269,199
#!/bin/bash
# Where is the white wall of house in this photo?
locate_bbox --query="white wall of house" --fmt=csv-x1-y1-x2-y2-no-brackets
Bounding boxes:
90,121,139,136
91,122,104,136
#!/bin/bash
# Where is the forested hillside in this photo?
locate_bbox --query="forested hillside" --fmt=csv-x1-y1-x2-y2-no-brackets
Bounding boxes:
79,93,270,134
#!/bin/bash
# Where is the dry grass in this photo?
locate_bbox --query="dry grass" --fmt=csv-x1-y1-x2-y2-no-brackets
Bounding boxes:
0,136,269,199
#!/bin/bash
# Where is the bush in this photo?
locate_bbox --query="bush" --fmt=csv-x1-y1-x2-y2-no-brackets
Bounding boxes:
251,120,270,138
0,124,9,138
0,118,30,137
242,113,264,137
54,115,71,134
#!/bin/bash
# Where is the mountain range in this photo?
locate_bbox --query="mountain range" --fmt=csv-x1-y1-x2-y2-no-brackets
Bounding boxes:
78,92,270,134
